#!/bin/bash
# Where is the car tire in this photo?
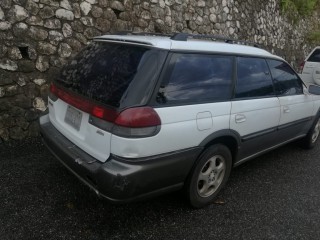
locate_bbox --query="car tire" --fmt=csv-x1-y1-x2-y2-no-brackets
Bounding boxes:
186,144,232,208
300,116,320,149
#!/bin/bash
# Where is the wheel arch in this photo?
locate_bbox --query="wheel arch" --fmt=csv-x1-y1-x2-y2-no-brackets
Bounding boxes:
184,130,241,187
310,106,320,129
198,129,241,165
186,131,238,208
308,105,320,134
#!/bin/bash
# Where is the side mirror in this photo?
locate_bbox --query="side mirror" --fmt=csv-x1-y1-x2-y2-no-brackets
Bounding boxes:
308,84,320,95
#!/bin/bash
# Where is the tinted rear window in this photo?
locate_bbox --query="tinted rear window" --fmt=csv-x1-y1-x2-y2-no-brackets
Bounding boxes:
307,49,320,62
56,42,151,108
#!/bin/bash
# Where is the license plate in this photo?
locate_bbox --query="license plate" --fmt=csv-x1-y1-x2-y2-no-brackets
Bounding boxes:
64,105,82,131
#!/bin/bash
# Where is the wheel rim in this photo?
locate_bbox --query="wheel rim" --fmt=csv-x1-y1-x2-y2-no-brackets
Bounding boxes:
311,119,320,143
197,155,226,198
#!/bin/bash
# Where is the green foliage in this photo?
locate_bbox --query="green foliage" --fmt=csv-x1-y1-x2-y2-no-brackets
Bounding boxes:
307,31,320,44
281,0,318,18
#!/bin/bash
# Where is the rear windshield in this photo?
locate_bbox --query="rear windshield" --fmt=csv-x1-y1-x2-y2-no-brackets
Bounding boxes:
56,42,152,108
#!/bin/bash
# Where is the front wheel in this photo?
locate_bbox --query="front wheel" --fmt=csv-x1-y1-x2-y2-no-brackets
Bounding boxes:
300,117,320,149
186,144,232,208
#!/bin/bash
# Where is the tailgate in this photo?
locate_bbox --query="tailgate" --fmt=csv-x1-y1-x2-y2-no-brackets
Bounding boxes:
48,97,111,162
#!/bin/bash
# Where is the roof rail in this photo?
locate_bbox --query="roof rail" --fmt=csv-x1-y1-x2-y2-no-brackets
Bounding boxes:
114,31,133,35
110,32,262,49
113,31,173,38
171,33,262,48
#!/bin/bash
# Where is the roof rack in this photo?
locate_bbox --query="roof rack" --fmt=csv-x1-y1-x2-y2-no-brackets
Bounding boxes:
113,31,173,38
171,33,262,48
111,31,262,49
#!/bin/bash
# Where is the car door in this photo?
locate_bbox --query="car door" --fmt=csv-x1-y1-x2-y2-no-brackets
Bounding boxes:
301,48,320,85
267,59,314,142
230,57,281,161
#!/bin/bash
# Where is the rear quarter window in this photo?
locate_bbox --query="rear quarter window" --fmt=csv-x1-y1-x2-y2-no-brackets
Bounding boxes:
157,54,234,104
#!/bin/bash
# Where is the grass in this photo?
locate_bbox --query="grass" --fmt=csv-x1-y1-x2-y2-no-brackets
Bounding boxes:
281,0,318,16
281,0,319,23
307,31,320,43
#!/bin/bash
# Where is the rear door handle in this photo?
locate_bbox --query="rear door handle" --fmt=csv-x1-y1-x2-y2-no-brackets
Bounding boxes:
235,114,246,123
283,106,290,113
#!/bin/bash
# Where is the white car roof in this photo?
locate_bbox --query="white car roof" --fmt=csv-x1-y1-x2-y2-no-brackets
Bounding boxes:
94,34,282,60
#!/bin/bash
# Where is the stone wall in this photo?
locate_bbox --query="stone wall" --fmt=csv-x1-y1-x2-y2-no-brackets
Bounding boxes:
0,0,317,141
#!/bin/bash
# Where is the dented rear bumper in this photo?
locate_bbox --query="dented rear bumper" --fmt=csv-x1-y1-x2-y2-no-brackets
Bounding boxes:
39,115,201,203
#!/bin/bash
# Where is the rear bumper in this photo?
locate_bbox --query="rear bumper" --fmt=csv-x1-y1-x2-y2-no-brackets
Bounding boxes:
39,115,202,203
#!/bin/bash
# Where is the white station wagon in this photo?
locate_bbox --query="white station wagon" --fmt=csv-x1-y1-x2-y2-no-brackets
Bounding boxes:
40,33,320,208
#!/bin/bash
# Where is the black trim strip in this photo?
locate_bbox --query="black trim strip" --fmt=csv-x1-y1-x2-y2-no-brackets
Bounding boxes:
277,117,313,131
242,127,277,142
241,117,313,142
111,147,203,164
235,134,306,167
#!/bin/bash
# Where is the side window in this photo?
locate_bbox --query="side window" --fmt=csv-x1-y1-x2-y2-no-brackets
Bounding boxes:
235,57,274,98
157,54,233,104
267,59,303,96
307,49,320,62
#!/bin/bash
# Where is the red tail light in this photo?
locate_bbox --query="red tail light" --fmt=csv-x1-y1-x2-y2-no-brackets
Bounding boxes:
50,83,161,137
50,83,118,122
299,61,305,74
115,107,161,128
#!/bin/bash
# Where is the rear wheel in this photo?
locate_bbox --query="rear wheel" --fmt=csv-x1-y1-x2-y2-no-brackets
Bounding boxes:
186,144,232,208
300,117,320,149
